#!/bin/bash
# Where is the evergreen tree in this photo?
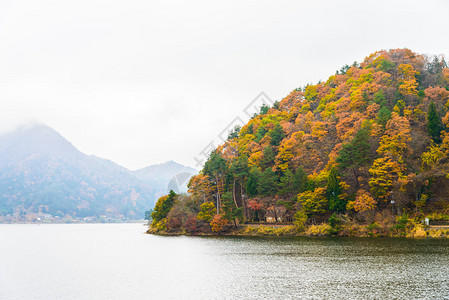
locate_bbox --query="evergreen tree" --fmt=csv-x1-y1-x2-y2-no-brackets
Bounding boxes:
203,150,228,210
326,167,345,213
294,166,308,193
269,123,285,146
230,156,249,183
255,126,267,143
258,168,278,196
279,167,307,196
203,150,227,179
260,146,276,170
337,127,372,169
246,168,260,197
377,59,395,72
259,104,270,115
247,124,254,134
279,169,296,196
221,192,243,227
427,101,443,143
337,126,372,189
427,55,444,74
373,90,386,104
377,106,391,129
227,125,241,140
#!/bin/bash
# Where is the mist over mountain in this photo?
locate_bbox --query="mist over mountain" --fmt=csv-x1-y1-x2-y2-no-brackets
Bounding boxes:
0,124,196,221
133,160,197,194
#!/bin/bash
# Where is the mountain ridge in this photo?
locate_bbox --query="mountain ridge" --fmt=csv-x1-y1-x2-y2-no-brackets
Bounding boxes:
0,124,196,222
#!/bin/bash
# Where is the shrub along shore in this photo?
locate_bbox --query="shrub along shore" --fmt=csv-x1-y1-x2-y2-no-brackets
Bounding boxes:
147,209,449,239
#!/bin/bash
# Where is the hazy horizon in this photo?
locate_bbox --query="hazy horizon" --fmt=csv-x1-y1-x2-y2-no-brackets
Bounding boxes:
1,0,448,169
0,121,197,170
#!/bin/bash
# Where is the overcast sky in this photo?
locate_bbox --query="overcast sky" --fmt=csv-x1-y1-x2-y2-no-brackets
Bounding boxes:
1,0,448,170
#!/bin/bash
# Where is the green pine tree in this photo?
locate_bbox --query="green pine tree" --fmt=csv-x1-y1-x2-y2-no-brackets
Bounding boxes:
260,146,276,170
427,101,443,143
337,126,372,189
269,123,285,146
246,168,260,197
326,167,345,213
377,106,391,129
258,168,278,196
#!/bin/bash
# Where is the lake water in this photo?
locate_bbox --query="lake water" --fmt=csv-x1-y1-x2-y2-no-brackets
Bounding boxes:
1,223,448,299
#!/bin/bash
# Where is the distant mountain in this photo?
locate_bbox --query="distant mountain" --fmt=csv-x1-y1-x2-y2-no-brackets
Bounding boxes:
0,124,195,221
133,160,197,195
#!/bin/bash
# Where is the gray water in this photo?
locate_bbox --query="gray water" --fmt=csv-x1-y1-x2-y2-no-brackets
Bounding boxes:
1,224,448,300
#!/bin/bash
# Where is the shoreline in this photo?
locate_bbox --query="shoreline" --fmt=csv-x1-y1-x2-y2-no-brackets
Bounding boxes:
0,220,146,225
147,223,449,239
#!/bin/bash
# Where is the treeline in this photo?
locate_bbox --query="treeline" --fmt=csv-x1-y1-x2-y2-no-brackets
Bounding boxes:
150,49,449,235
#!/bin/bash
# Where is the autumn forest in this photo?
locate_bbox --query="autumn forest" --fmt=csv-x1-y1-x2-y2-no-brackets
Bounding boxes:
149,49,449,238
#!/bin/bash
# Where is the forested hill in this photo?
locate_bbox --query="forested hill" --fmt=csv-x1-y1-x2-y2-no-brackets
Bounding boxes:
150,49,449,236
0,124,196,222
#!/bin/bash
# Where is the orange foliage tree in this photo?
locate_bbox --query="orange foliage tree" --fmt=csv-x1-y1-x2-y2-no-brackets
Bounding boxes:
210,214,228,233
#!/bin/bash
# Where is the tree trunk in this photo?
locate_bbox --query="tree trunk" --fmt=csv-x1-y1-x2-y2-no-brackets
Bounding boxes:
233,178,238,208
215,176,220,214
216,194,219,214
273,206,278,223
241,181,248,220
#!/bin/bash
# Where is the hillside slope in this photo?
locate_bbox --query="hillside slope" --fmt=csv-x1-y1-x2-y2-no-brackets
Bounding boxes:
150,48,449,236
